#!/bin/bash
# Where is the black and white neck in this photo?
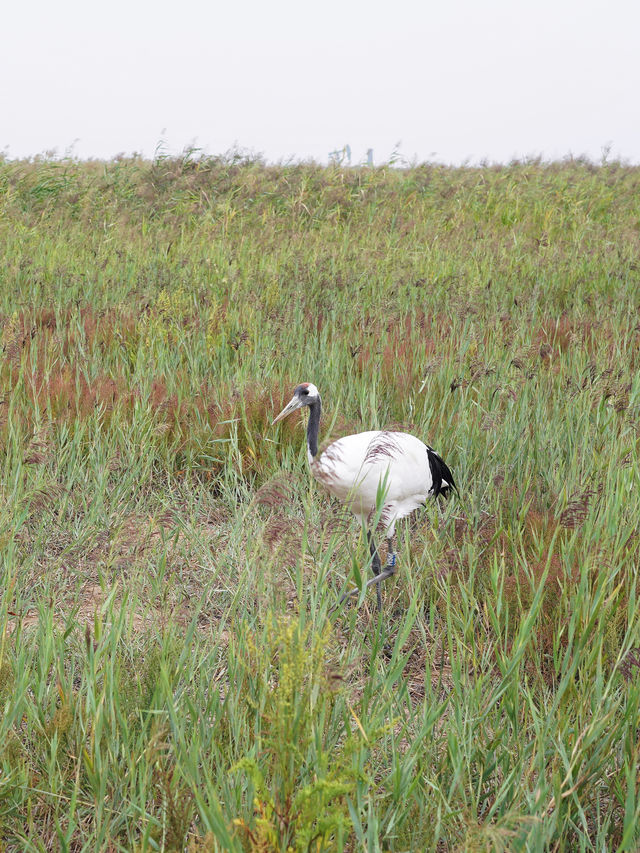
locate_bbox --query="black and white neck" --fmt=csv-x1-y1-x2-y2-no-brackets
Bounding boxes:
306,396,321,463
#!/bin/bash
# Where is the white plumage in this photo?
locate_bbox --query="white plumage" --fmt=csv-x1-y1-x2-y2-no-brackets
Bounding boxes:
310,429,441,536
273,382,457,610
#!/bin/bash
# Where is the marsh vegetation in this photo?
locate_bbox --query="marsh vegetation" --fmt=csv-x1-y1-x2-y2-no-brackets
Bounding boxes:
0,152,639,850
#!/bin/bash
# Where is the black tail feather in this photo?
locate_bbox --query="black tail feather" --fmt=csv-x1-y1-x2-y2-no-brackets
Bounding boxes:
426,446,458,498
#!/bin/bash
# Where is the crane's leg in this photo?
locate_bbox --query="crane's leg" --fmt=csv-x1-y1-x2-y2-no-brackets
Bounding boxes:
367,530,383,612
386,535,397,572
333,531,397,612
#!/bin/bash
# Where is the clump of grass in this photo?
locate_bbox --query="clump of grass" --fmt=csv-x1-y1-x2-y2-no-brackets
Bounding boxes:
230,617,356,851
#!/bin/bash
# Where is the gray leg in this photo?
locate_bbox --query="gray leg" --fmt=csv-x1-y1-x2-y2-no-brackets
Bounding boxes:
386,536,397,571
333,530,396,612
367,530,383,612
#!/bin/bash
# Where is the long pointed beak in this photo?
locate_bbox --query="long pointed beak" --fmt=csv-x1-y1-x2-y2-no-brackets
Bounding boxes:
272,396,303,425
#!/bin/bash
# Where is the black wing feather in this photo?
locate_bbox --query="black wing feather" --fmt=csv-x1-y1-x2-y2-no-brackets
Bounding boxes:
426,446,458,498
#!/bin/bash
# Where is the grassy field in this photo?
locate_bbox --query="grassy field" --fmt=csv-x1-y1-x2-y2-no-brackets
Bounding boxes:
0,151,639,851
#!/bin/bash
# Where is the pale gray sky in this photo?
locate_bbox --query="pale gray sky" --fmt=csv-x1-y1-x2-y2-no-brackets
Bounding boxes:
2,0,639,164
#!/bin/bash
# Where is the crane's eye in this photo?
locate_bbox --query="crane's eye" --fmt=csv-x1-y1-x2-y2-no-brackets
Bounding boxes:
301,389,309,396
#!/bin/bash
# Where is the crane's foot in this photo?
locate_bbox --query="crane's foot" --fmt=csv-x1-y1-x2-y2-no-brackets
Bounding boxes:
333,566,397,611
331,531,397,614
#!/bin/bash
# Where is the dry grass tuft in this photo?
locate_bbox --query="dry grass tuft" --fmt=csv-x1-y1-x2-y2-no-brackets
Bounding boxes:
619,647,640,682
24,422,53,465
559,487,599,529
253,474,298,509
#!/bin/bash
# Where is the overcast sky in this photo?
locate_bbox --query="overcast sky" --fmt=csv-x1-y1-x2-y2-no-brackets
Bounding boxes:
2,0,639,165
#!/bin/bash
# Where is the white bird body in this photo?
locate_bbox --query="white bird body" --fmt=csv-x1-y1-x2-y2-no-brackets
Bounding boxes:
311,429,438,535
273,382,456,610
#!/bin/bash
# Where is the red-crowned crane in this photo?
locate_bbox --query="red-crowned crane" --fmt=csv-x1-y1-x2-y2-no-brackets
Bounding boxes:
273,382,457,611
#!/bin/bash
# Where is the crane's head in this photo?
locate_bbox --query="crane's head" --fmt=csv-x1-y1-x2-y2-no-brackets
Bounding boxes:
272,383,320,424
